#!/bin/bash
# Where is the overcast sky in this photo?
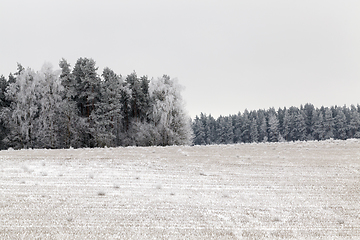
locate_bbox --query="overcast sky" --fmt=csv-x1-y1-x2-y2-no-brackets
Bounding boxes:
1,0,359,118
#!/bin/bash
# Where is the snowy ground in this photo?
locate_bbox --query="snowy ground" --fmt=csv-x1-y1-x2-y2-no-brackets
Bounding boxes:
0,139,360,239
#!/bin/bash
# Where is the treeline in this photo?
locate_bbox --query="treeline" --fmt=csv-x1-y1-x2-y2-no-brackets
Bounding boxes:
0,58,192,150
192,104,360,145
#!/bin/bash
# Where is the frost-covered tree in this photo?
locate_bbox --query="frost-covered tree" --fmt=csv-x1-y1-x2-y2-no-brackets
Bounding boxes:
34,63,64,148
293,110,307,141
58,59,81,148
0,75,11,149
303,103,315,139
149,75,193,146
334,107,347,140
268,113,279,142
348,105,360,138
121,72,152,146
72,58,101,147
205,114,217,144
216,116,234,144
313,110,325,140
323,108,335,139
249,117,259,142
241,110,251,143
125,72,150,122
4,67,39,148
282,109,291,141
192,115,206,145
259,115,268,142
233,113,242,143
93,68,123,147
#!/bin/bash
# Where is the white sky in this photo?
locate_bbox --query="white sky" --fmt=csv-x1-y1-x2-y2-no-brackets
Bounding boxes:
0,0,359,118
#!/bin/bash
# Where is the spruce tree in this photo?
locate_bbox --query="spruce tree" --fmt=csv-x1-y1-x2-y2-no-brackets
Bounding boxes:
334,107,347,140
323,108,335,139
349,105,360,138
249,118,259,142
313,110,325,140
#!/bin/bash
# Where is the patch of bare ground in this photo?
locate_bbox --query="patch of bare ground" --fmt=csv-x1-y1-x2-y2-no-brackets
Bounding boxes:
0,139,360,239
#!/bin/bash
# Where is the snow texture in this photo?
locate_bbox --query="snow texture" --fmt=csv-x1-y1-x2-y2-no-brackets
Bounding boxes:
0,139,360,239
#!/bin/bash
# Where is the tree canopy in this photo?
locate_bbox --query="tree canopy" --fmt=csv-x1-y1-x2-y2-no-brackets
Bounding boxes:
0,58,193,149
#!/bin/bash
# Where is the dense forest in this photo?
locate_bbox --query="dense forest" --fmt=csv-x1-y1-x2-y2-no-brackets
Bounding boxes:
0,58,192,149
192,104,360,145
1,58,359,149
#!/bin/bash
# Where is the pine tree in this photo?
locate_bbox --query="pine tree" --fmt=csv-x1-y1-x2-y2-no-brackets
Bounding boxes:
72,58,101,147
93,68,123,147
58,58,81,148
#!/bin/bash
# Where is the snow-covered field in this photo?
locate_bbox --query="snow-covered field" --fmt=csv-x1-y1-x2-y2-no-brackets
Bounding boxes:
1,139,360,239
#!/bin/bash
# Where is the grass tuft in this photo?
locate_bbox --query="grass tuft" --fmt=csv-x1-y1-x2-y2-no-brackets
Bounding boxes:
97,191,106,196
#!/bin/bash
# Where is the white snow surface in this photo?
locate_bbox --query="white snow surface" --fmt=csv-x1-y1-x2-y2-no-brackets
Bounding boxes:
1,139,360,239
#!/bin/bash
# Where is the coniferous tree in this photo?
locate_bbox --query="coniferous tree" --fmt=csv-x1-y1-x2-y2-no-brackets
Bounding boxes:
259,115,268,142
249,117,259,142
216,116,226,144
93,68,124,147
282,109,291,141
313,110,325,140
192,115,206,145
303,103,315,139
139,76,151,122
293,110,307,141
199,113,211,144
72,58,101,147
349,105,360,138
59,59,81,148
334,107,347,140
241,110,251,143
0,75,11,149
206,114,217,144
323,107,335,139
233,112,242,143
268,113,279,142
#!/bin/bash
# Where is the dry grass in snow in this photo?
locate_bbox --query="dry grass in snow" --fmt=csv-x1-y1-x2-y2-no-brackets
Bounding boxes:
0,139,360,239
